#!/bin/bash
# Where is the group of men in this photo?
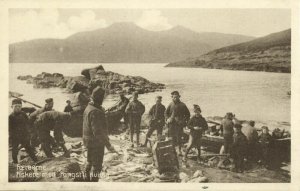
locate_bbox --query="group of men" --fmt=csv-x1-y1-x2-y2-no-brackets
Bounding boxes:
220,113,274,172
9,98,71,164
9,86,275,181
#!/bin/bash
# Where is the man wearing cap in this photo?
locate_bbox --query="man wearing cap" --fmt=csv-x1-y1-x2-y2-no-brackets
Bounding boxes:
165,91,190,156
29,98,55,147
64,100,73,112
35,111,71,158
9,99,37,164
242,120,258,162
141,96,166,147
183,104,208,162
83,86,115,182
220,112,235,154
125,91,145,147
231,123,248,173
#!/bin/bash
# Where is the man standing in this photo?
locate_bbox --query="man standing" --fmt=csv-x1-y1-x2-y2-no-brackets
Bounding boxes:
141,96,166,147
165,91,190,156
241,120,258,162
29,98,54,147
125,91,145,147
9,99,37,164
35,111,71,158
220,112,235,154
183,105,208,162
83,86,115,182
231,123,248,173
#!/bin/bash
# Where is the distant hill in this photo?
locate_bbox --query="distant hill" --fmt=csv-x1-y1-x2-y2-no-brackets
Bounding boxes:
166,29,291,73
9,22,254,63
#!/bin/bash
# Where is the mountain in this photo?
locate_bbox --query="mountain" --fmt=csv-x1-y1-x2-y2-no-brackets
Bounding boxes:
166,29,291,73
9,22,254,63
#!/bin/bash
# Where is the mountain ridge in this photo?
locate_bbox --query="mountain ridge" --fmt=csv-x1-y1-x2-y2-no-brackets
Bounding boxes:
9,22,254,63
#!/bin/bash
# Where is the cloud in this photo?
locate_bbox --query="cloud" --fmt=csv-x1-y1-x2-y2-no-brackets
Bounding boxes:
9,9,107,43
68,10,107,31
136,10,173,31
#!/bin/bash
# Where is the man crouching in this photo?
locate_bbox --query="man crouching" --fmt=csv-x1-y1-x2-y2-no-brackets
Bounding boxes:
83,86,115,182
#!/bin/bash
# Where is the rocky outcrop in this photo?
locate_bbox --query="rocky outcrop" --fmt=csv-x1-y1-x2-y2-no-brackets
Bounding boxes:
17,65,165,95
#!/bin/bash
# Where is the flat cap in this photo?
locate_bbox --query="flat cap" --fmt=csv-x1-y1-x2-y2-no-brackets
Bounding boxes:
45,98,53,103
171,91,180,96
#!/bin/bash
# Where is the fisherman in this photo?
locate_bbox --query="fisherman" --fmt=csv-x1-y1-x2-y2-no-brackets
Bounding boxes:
35,111,71,158
125,91,145,147
165,91,190,156
220,112,235,154
9,99,37,164
106,92,130,131
64,100,73,112
231,123,248,173
183,104,208,162
258,126,273,168
29,98,55,147
83,86,116,182
242,120,258,162
141,96,166,147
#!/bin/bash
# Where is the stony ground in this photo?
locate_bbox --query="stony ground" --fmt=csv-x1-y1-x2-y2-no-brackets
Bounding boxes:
8,127,290,183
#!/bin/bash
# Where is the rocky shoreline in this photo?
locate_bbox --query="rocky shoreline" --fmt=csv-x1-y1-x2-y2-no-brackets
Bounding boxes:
17,65,165,95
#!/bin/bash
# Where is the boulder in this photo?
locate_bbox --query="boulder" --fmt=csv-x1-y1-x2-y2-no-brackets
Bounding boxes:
81,65,105,80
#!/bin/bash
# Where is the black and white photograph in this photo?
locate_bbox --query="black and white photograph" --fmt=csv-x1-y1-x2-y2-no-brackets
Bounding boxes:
1,0,299,189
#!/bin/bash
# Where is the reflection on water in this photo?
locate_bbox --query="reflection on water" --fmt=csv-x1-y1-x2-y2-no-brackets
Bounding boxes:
9,63,290,126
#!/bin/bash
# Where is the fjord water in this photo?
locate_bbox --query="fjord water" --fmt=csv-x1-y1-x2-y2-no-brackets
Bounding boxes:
9,63,290,127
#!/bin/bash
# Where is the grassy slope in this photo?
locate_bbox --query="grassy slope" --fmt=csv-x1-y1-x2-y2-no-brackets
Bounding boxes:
167,29,291,73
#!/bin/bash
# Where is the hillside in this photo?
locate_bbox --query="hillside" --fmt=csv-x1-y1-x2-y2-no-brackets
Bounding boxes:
166,29,291,73
9,22,254,63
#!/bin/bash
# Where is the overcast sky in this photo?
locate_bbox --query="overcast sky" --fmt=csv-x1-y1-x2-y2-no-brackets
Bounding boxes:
9,9,290,43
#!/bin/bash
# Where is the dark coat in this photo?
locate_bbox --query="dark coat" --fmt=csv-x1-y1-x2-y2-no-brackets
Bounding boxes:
149,103,166,128
231,132,248,156
29,106,53,125
125,100,145,118
149,103,166,121
164,101,190,126
35,111,70,144
83,103,111,148
9,111,30,140
187,114,208,137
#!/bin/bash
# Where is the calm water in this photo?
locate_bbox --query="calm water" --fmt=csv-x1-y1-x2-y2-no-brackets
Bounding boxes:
9,63,291,127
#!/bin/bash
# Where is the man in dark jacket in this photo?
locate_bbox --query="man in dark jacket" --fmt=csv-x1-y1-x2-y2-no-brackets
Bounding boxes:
83,86,115,182
35,111,71,158
258,126,273,168
231,123,248,173
29,98,54,147
183,104,208,162
141,96,166,147
165,91,190,156
125,91,145,147
220,112,235,154
9,99,37,164
64,100,73,112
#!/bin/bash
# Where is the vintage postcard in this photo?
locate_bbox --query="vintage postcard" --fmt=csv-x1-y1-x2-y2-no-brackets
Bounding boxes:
0,0,299,190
